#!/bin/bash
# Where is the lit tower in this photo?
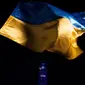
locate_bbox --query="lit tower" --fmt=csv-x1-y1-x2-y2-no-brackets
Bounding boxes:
38,62,47,85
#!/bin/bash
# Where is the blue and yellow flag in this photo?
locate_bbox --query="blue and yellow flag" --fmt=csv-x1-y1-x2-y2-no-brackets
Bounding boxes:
0,1,85,59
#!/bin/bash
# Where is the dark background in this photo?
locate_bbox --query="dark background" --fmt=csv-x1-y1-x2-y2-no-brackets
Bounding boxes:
0,0,85,85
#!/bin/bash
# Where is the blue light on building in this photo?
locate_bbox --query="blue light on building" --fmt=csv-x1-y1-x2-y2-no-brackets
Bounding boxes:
38,62,47,85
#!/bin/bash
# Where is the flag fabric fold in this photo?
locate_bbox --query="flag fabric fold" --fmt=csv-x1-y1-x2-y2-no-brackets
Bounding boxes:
11,1,85,29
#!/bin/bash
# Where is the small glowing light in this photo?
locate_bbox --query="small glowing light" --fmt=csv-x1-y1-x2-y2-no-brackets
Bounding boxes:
39,66,45,70
40,74,46,77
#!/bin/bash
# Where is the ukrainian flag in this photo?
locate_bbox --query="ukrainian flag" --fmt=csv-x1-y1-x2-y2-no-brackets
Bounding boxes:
0,1,85,59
